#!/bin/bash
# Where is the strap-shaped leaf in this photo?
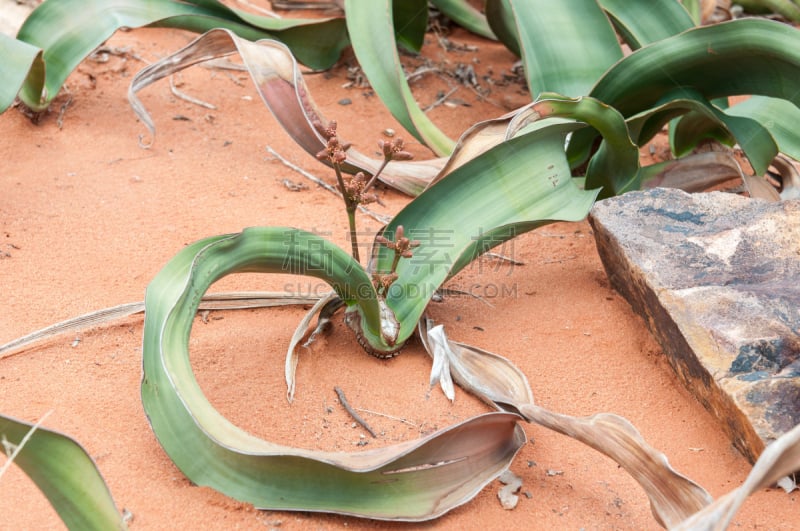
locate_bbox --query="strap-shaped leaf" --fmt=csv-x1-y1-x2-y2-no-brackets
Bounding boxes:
726,95,800,162
392,0,428,52
598,0,694,49
430,0,496,39
590,19,800,117
508,0,622,97
8,0,348,112
129,29,442,196
344,0,456,156
0,34,42,111
625,90,779,176
359,95,643,349
416,320,713,529
485,0,519,56
141,229,526,520
0,414,127,530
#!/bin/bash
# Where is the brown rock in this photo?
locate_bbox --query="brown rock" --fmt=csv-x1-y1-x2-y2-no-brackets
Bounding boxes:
589,188,800,462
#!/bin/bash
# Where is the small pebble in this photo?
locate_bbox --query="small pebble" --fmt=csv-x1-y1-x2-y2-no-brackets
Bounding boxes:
383,128,395,137
338,98,352,106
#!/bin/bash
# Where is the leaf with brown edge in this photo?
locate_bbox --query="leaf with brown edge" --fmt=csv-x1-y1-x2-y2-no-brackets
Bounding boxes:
141,228,527,520
417,318,712,528
674,422,800,530
128,28,443,196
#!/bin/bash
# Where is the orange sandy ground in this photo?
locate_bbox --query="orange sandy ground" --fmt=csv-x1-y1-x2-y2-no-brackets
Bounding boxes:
0,25,796,530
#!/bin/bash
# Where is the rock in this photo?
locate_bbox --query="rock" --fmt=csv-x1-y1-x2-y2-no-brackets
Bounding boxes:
589,188,800,463
497,469,523,510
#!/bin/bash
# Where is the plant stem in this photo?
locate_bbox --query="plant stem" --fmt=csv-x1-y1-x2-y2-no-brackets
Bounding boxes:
333,163,360,262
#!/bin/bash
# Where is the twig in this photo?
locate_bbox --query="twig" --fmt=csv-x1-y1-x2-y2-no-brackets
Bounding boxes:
541,255,577,265
265,146,392,224
354,407,417,427
423,87,458,113
406,65,442,83
0,411,52,480
0,292,320,360
56,95,73,129
485,252,525,266
169,75,217,110
334,387,377,438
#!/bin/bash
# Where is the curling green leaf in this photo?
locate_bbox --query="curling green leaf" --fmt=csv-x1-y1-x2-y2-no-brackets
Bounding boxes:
726,96,800,162
590,19,800,117
364,96,626,349
141,229,526,520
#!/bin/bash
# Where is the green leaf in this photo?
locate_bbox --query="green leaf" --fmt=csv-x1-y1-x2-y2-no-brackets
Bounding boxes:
392,0,428,52
485,0,519,56
548,96,640,198
598,0,695,49
0,34,42,111
365,97,617,348
726,96,800,162
430,0,496,39
141,229,526,520
0,413,127,530
590,19,800,117
509,0,622,97
586,19,800,174
344,0,456,155
7,0,348,112
624,91,779,175
681,0,703,24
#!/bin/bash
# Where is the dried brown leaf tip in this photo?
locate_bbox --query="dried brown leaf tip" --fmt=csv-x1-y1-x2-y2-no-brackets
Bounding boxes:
378,137,413,162
344,172,377,205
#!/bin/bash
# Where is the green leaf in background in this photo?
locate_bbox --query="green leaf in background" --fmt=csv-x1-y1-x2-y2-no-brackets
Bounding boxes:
0,34,42,112
344,0,456,156
392,0,428,52
598,0,695,48
141,229,526,520
588,18,800,174
726,96,800,162
590,19,800,117
430,0,496,39
7,0,348,112
0,413,127,530
485,0,519,56
628,91,779,175
680,0,703,24
508,0,622,97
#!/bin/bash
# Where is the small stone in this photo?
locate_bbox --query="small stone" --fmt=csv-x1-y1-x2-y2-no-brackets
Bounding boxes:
338,98,352,106
497,470,523,510
383,128,395,137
